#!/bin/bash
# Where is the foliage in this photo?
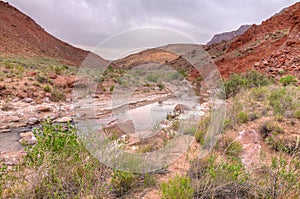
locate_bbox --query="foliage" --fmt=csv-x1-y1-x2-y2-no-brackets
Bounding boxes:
189,154,300,199
110,85,115,92
2,122,108,198
158,83,165,90
237,112,249,123
50,87,65,101
261,156,300,198
189,156,252,199
147,74,159,83
160,175,194,199
294,109,300,119
111,170,136,196
43,85,51,92
36,75,48,83
260,120,283,138
224,70,271,98
268,88,293,115
195,116,210,144
279,75,297,86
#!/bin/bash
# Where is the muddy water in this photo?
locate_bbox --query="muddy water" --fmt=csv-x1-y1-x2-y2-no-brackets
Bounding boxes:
101,98,206,138
0,126,35,153
0,132,23,152
1,96,208,153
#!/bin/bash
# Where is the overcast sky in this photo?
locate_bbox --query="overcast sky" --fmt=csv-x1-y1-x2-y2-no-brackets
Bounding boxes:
4,0,299,58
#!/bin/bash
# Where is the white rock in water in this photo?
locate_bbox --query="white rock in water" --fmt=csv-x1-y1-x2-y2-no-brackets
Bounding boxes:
19,134,37,145
66,98,72,103
43,97,50,103
27,118,39,125
56,116,73,123
23,98,33,103
20,132,34,138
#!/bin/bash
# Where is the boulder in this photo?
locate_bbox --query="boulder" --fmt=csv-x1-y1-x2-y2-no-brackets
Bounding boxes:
26,71,37,77
174,104,190,112
66,75,76,87
36,106,51,112
17,91,27,99
22,97,33,103
0,83,5,90
52,76,67,87
19,132,37,145
48,72,57,79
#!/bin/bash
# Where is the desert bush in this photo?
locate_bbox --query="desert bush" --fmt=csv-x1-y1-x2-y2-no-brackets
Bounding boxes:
160,175,194,199
294,109,300,119
259,156,300,198
111,170,136,196
37,75,47,83
147,74,159,83
110,85,115,92
237,111,249,123
158,83,165,90
195,116,210,144
189,156,254,199
250,87,268,101
268,88,291,115
265,136,295,153
224,70,271,98
279,75,297,86
220,136,243,157
0,122,109,198
43,85,51,92
189,152,300,199
260,120,283,138
50,87,65,101
3,62,14,69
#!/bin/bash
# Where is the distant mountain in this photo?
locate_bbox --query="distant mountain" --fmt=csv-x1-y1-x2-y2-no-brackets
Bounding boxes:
211,1,300,77
104,2,300,80
207,25,252,45
0,1,104,66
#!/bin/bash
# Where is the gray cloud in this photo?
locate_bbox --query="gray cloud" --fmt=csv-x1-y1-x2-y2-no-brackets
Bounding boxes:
5,0,299,52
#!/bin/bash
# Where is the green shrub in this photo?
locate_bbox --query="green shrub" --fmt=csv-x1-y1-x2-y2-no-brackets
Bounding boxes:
111,170,136,196
195,117,210,144
4,61,14,69
54,66,65,75
147,74,159,83
172,120,180,131
43,85,51,92
260,120,283,138
250,87,268,101
110,85,115,92
268,88,292,115
224,70,271,98
294,110,300,119
158,83,165,90
13,122,108,198
221,137,243,156
279,75,297,86
226,141,243,156
224,73,248,98
237,112,249,123
160,175,194,199
178,69,188,78
37,75,47,83
263,156,300,198
189,156,252,198
50,87,65,101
